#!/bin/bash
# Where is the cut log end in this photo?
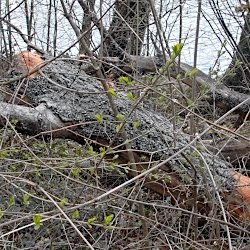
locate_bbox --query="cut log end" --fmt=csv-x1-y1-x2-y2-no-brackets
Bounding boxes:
13,51,44,78
228,171,250,220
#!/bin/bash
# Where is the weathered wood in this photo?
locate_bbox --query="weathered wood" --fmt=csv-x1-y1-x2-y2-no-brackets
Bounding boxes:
4,51,250,168
1,57,250,221
78,55,250,119
206,139,250,168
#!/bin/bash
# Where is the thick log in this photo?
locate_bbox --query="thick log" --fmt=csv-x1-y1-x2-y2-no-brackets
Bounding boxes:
77,55,250,125
93,55,250,167
1,56,250,221
5,51,250,169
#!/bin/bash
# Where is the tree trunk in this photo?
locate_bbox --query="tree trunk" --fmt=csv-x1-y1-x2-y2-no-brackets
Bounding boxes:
3,55,250,222
105,0,149,58
223,13,250,93
78,0,95,54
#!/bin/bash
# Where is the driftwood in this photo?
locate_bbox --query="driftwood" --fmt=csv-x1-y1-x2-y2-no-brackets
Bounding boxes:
1,55,250,222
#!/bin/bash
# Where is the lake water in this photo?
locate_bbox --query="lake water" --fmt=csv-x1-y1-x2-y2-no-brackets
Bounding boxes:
6,0,241,74
164,0,241,73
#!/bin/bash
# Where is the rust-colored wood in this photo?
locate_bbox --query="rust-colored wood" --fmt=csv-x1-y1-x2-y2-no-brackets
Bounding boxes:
13,51,44,78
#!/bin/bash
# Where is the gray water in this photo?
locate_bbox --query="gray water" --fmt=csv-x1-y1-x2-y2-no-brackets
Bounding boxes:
8,0,241,74
164,0,241,73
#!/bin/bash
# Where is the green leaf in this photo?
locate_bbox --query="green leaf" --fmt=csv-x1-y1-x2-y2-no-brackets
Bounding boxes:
74,147,83,156
116,123,123,133
33,215,43,230
159,93,166,103
119,76,132,86
72,209,79,221
0,150,11,159
124,166,130,173
176,74,182,81
59,198,69,208
23,193,30,206
108,87,117,97
200,83,209,93
107,162,117,171
100,147,106,153
181,174,192,184
8,195,15,207
186,98,193,107
71,168,81,178
151,173,160,180
185,68,198,78
87,217,97,225
126,92,136,102
164,175,172,184
88,146,94,153
133,120,139,129
116,114,125,122
87,146,97,156
190,150,200,159
88,167,96,176
159,67,165,75
172,43,184,57
112,154,119,160
99,147,106,157
180,159,188,165
95,113,104,123
103,214,114,225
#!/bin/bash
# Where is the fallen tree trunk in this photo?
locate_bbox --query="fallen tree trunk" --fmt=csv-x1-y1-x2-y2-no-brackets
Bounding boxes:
7,52,250,125
77,54,250,125
1,57,250,222
100,55,250,168
75,54,250,168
